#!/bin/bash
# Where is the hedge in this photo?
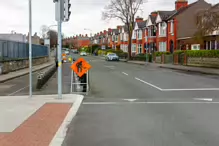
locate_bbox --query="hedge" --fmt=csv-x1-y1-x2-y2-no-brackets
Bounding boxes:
155,52,171,56
186,50,219,57
174,50,219,57
132,54,153,62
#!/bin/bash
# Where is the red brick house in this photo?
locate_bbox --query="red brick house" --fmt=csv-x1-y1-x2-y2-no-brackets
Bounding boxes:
145,12,158,53
155,10,175,52
132,17,146,55
153,0,212,52
120,25,129,52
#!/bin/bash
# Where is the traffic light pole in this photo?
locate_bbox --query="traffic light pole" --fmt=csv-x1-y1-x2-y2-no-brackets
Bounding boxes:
54,0,71,99
57,0,62,99
29,0,32,98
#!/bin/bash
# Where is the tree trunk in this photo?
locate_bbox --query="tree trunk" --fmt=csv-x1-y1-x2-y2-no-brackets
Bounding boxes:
128,33,132,60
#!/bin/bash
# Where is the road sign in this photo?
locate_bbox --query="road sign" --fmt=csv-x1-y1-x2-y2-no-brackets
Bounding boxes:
71,58,92,77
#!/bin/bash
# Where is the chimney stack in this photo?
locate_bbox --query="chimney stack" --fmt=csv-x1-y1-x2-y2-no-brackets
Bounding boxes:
135,16,143,22
175,0,188,10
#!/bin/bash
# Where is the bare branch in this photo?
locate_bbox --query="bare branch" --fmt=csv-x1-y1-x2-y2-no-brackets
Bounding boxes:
102,0,143,59
196,6,219,35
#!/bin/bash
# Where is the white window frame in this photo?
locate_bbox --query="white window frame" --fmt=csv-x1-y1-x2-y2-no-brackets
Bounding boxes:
159,22,166,37
170,20,174,34
132,31,136,39
191,44,200,50
138,30,142,39
159,42,167,52
132,44,136,52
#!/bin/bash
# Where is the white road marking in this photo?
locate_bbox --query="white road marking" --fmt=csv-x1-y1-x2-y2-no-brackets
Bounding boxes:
49,96,84,146
162,88,219,91
194,98,213,101
7,86,29,96
83,102,119,105
123,99,137,102
135,77,219,92
135,77,162,91
104,65,115,69
122,72,128,76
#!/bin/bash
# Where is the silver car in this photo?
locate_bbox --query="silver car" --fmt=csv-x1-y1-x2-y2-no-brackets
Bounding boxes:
105,53,119,61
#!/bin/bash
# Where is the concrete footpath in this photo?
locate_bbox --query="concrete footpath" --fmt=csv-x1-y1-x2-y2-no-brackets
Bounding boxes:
0,94,84,146
0,60,54,83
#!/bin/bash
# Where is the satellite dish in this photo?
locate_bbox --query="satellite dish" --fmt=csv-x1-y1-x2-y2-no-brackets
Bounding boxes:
162,23,167,29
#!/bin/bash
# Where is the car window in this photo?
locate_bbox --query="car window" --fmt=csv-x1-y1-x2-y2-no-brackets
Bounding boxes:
108,53,116,56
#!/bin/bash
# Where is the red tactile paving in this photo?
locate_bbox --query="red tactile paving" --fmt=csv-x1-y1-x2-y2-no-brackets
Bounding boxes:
0,103,72,146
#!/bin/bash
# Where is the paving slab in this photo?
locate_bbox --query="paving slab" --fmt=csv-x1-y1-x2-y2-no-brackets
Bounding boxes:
0,94,84,146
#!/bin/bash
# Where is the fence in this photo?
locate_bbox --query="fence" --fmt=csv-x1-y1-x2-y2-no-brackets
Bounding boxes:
0,39,48,61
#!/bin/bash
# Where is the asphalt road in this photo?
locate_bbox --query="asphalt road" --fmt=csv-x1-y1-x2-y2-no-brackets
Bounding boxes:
62,55,219,146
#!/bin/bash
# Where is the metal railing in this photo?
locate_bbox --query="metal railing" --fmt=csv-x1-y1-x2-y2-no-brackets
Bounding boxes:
0,39,49,61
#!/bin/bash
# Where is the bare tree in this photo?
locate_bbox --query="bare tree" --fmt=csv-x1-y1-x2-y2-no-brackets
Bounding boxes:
102,0,143,59
39,25,49,39
196,5,219,36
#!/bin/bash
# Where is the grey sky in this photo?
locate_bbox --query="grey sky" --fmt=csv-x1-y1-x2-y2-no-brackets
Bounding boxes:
0,0,216,37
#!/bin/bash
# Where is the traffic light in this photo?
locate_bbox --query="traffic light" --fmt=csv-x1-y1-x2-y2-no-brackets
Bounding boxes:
64,0,71,21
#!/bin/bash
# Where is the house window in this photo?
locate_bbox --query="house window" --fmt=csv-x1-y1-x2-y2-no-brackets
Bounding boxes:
132,44,136,52
120,33,123,40
138,44,142,53
211,40,215,50
159,42,167,52
191,44,200,50
159,22,166,36
132,31,136,39
115,35,118,42
148,28,151,37
170,21,174,34
152,26,156,36
138,30,142,39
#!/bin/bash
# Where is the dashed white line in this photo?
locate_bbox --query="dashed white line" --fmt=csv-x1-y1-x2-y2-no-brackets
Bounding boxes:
194,98,213,101
135,77,162,91
122,72,128,76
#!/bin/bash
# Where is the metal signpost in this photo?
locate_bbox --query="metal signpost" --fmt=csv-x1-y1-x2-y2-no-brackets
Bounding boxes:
70,58,91,95
29,0,32,97
54,0,71,99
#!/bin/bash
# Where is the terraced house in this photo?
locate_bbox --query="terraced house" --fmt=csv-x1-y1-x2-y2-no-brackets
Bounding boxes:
89,0,217,54
145,12,157,53
119,25,129,53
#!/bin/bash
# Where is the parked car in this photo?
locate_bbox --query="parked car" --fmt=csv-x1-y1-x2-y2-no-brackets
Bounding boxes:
65,50,70,55
105,53,119,61
80,51,87,56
